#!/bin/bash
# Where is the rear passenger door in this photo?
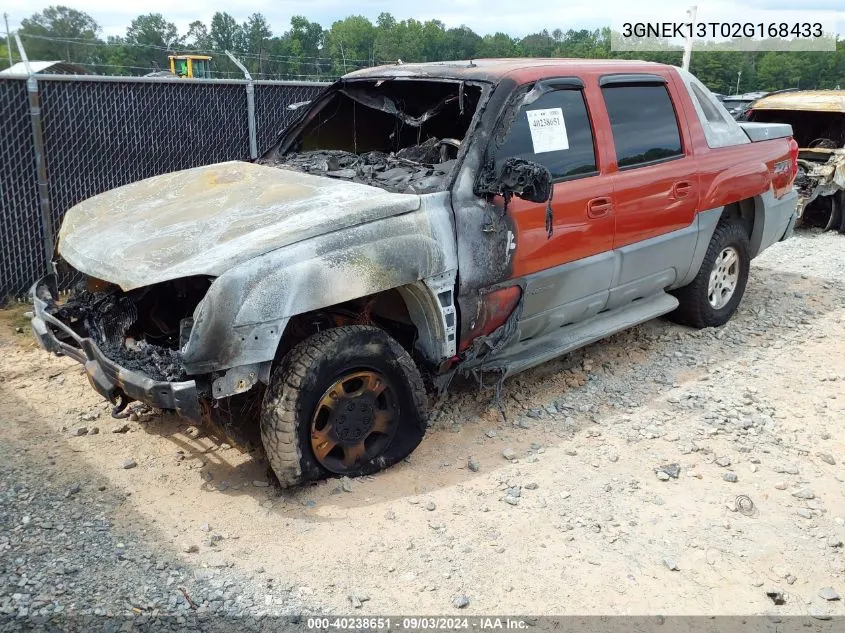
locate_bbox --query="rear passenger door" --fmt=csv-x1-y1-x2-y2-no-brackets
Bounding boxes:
601,75,701,309
496,80,616,341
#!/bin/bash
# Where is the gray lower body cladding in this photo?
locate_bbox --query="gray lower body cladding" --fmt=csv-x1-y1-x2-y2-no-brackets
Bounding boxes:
752,188,799,254
461,192,796,378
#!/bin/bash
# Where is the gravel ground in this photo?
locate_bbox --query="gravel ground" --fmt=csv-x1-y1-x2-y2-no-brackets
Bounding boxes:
1,228,845,629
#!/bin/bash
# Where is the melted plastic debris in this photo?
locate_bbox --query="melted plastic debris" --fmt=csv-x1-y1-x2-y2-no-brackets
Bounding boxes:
271,138,457,194
51,289,187,383
101,340,187,382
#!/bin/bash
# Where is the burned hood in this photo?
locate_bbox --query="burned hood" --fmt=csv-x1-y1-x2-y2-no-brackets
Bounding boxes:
58,161,421,290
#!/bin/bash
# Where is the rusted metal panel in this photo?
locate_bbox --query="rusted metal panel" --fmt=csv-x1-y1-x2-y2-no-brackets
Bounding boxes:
752,90,845,113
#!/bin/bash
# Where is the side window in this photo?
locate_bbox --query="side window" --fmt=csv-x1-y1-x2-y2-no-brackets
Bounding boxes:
601,84,683,168
690,82,728,124
496,88,597,181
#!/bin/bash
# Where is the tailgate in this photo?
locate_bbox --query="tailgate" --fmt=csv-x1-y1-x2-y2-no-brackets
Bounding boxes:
739,122,793,142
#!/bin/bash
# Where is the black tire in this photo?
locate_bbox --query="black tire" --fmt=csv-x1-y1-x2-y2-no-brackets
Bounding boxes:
260,325,428,488
670,220,750,328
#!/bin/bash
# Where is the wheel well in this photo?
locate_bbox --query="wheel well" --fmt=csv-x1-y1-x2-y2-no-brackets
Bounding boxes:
274,290,419,364
721,199,755,239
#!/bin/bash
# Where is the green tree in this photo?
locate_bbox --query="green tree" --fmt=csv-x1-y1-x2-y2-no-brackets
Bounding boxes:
266,16,323,80
7,10,845,85
520,29,555,57
420,20,448,62
374,13,427,62
186,21,211,50
478,33,518,58
373,12,398,61
126,13,180,49
123,13,180,73
243,13,272,75
19,5,100,63
443,26,481,60
95,35,134,74
554,29,609,58
324,15,375,75
0,36,13,70
756,52,803,91
289,15,323,58
210,12,243,51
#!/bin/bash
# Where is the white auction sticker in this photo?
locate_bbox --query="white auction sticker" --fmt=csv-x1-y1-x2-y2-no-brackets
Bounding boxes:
526,107,569,154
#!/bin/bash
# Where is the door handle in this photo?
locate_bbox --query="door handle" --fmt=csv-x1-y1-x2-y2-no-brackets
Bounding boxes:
672,181,692,198
587,197,612,219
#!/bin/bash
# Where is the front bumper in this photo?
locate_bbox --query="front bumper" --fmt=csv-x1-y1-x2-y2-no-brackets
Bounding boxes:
30,276,202,423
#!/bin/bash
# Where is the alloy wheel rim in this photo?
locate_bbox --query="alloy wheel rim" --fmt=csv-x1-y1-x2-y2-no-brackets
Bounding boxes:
707,246,740,310
310,370,399,474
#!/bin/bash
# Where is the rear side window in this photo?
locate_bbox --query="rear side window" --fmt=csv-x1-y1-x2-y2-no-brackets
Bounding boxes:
496,88,597,181
601,84,683,168
690,82,728,124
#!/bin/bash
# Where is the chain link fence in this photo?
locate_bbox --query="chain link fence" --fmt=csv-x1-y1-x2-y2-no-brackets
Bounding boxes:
0,79,45,303
0,75,327,303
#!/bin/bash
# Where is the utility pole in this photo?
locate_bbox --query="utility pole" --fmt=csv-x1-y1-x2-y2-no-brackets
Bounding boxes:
735,70,742,95
3,13,13,67
681,5,697,71
338,39,347,74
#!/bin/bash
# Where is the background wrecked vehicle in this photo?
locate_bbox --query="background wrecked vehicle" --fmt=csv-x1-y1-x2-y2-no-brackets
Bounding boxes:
747,90,845,232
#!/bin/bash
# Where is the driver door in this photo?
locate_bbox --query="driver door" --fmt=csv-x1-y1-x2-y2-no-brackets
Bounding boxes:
498,80,615,341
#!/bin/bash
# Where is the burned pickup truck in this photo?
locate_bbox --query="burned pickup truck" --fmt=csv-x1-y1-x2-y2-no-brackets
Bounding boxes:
746,90,845,232
32,59,799,488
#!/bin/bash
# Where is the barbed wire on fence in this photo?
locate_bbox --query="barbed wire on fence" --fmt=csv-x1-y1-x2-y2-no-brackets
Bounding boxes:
12,31,378,81
61,61,346,81
16,32,385,66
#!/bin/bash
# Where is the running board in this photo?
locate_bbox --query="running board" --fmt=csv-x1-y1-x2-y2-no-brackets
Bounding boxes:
480,292,679,378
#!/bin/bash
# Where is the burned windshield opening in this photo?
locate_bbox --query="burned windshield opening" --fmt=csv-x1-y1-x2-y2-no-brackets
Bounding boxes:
261,79,483,194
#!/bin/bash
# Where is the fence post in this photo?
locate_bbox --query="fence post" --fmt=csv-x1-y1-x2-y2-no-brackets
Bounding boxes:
226,50,258,160
15,32,54,273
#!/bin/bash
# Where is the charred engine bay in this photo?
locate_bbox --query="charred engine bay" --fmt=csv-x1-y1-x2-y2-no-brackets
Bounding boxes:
276,140,457,194
261,78,482,194
51,277,211,382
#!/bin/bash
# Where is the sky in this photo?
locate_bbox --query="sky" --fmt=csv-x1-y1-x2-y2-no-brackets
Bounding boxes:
3,0,844,39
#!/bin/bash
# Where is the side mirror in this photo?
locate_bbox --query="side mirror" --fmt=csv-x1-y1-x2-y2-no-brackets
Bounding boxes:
495,158,552,204
474,157,556,239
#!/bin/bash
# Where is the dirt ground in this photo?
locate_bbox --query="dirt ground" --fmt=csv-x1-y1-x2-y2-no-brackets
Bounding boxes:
2,229,845,618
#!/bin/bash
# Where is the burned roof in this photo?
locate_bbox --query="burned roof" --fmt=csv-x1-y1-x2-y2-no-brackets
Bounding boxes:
344,57,663,83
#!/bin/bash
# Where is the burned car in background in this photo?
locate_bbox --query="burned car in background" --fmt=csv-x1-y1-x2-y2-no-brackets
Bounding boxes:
32,59,799,489
747,90,845,232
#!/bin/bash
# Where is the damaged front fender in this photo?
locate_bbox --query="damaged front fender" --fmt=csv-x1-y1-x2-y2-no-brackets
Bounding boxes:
182,193,458,375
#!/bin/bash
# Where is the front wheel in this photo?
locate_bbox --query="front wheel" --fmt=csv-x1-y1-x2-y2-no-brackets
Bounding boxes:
670,221,751,328
260,326,428,488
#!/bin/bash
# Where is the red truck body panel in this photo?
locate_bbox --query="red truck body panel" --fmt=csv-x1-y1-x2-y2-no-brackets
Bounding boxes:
494,62,796,282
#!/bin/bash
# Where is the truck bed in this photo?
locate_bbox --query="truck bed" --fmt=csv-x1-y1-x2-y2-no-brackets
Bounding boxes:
739,122,793,142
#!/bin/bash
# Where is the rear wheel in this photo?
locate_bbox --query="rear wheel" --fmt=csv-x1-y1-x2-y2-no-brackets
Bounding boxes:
670,221,750,328
260,326,428,488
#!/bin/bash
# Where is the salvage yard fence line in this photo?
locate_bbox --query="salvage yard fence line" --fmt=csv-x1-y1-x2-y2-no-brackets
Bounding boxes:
0,74,329,303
